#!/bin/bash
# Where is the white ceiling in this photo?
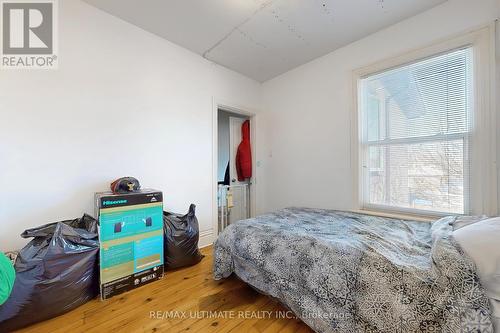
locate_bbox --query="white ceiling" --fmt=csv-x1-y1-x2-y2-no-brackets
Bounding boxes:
83,0,447,82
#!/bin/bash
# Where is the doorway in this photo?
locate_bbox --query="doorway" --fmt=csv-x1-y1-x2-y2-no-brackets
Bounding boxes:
214,106,256,235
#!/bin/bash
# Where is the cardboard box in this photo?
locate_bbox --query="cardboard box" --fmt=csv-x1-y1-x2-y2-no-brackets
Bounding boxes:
95,189,164,300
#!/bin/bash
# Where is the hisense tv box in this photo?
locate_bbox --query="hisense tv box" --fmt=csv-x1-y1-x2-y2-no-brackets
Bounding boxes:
95,189,164,300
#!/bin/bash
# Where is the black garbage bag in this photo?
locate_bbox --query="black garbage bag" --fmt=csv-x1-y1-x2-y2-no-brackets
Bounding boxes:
0,214,99,332
163,204,204,269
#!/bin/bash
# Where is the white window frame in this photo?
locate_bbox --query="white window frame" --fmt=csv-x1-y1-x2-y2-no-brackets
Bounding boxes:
351,25,498,218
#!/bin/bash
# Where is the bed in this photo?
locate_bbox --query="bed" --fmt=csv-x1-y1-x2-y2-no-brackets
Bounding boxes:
213,207,493,333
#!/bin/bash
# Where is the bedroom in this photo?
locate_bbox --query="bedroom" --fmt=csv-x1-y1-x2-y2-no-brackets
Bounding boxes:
0,0,499,332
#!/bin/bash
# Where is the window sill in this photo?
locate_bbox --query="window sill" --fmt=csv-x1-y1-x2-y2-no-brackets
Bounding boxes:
351,208,438,223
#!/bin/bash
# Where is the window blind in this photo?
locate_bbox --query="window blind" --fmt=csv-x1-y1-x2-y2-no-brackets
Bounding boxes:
359,47,473,215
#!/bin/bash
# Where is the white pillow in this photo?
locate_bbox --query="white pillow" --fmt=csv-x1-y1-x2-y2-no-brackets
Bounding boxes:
453,217,500,331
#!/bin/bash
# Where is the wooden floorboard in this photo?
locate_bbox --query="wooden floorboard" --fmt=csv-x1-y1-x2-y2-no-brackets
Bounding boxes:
17,246,313,333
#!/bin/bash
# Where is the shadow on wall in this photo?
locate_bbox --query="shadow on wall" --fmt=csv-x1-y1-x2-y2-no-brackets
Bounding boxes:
2,180,106,252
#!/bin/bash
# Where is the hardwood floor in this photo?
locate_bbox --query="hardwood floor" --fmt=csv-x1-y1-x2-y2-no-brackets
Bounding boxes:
18,246,313,333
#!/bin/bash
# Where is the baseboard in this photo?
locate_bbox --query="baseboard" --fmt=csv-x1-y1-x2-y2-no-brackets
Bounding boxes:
199,229,215,248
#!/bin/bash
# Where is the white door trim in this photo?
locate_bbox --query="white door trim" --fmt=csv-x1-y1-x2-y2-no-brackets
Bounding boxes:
212,97,258,242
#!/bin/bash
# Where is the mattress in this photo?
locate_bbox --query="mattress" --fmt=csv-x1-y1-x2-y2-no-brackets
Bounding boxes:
213,207,493,333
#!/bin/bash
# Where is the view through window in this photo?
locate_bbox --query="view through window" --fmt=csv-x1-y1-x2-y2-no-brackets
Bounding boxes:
359,47,473,214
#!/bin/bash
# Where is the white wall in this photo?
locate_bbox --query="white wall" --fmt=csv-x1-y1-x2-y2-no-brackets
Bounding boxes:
497,16,500,215
260,0,499,214
0,0,262,251
217,112,230,182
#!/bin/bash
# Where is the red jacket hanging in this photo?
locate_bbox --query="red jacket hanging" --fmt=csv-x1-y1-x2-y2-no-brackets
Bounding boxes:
236,120,252,181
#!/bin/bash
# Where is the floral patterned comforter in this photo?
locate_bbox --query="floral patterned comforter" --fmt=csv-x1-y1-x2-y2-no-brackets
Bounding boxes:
213,207,492,333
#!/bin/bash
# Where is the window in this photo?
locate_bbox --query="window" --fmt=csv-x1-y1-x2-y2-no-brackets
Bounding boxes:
359,47,473,215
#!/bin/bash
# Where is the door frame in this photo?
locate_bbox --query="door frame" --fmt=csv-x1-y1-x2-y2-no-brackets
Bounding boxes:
212,97,258,239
